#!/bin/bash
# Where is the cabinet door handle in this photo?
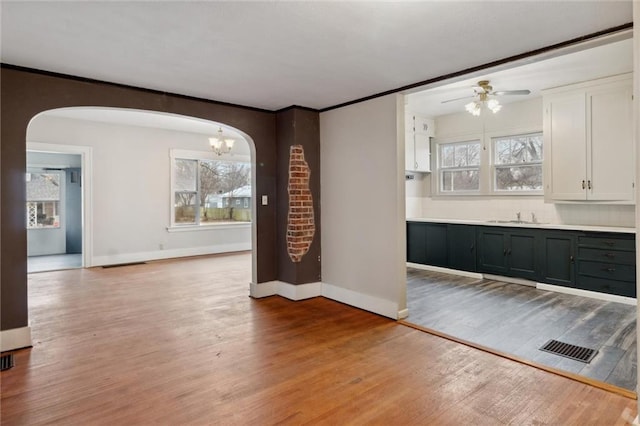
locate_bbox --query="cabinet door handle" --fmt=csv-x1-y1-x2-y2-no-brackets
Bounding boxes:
507,249,511,255
570,255,574,263
470,244,475,251
503,249,507,256
604,241,615,247
604,253,616,258
581,180,586,189
587,180,592,190
602,267,616,273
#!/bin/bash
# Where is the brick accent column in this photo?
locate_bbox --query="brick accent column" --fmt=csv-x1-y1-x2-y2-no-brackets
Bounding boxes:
286,145,315,262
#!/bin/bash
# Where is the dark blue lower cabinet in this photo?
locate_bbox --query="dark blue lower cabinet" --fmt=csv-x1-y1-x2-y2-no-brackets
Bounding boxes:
540,233,576,287
477,227,538,280
447,224,477,272
407,221,636,297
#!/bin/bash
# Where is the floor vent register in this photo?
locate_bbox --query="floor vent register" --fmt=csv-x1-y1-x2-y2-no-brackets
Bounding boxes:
1,353,14,371
539,339,598,363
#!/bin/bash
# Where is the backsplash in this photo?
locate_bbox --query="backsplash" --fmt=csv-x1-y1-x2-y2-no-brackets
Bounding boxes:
406,175,634,228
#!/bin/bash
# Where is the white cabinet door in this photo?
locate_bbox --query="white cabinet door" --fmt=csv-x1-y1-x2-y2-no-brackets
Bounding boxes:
405,131,416,171
405,114,433,172
587,83,634,201
414,132,431,172
545,92,587,200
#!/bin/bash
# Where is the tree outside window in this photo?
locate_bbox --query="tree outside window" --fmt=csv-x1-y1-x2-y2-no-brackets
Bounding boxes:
173,158,251,225
493,133,543,192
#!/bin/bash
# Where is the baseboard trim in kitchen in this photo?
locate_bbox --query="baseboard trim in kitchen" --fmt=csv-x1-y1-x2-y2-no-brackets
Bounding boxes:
537,283,636,306
406,263,483,279
398,319,637,401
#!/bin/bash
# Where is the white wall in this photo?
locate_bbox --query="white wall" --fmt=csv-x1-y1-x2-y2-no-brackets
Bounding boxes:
407,97,635,227
320,94,407,319
27,114,252,266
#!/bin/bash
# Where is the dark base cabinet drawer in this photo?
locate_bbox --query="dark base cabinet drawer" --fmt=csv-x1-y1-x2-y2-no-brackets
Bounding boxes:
577,261,635,282
578,236,635,251
578,247,635,265
576,275,636,298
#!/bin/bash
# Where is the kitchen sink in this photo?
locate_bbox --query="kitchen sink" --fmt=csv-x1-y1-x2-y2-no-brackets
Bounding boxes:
486,220,547,225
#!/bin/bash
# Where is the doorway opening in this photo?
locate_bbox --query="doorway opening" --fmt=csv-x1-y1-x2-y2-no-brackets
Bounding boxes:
26,147,90,273
26,107,257,283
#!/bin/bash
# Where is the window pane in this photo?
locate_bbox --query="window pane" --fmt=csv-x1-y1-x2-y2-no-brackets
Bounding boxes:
494,134,543,165
174,192,197,224
175,159,197,191
495,165,543,191
27,201,60,228
467,142,481,166
454,145,468,167
441,170,479,192
440,145,454,168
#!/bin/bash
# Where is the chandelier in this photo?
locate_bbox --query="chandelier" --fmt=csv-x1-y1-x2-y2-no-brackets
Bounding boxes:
209,127,235,156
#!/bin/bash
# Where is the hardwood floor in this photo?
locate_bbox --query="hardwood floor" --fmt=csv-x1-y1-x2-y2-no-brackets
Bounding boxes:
1,253,637,425
406,267,637,392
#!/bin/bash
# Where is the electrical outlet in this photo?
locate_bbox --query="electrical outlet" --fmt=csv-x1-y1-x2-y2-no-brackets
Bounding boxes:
159,243,164,250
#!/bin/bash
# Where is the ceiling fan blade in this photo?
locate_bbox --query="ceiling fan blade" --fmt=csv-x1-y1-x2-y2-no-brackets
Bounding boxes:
441,95,475,104
493,89,531,96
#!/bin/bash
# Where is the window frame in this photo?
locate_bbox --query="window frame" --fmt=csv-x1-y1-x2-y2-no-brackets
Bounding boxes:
169,149,252,230
491,131,544,195
432,128,543,197
435,138,482,195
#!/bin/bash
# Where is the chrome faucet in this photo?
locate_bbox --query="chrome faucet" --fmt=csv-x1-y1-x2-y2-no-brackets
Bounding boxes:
516,212,521,222
531,212,537,224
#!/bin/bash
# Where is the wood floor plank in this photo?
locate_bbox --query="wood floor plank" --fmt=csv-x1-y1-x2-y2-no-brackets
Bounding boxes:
1,254,637,424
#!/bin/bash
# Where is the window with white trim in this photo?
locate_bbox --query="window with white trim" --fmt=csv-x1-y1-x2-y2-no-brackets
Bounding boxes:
492,132,543,192
172,153,251,226
438,140,481,193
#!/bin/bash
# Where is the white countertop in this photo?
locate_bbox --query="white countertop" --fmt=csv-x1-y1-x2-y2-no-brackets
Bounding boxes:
406,218,636,234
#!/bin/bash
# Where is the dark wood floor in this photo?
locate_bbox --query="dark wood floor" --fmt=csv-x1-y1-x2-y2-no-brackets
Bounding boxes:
1,253,637,424
406,267,637,391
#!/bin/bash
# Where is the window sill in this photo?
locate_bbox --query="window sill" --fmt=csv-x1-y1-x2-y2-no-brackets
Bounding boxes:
166,222,251,233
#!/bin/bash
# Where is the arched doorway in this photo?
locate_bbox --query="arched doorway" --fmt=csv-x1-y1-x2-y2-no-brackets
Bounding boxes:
26,107,258,282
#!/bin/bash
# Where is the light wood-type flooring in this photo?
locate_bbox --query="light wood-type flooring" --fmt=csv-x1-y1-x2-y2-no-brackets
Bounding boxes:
1,253,637,425
406,268,637,392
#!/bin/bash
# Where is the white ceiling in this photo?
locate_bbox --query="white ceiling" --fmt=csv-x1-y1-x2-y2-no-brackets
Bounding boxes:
407,37,634,118
0,1,633,111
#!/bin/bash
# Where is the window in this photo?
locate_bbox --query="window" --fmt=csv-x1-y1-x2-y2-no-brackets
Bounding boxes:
493,133,543,192
172,155,251,226
26,172,61,228
438,140,481,192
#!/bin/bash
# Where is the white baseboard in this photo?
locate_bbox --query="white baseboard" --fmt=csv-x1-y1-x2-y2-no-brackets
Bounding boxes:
1,326,32,352
407,263,483,279
537,283,636,306
321,282,400,319
278,282,322,301
250,281,322,301
92,243,251,266
250,281,278,298
483,274,537,287
250,280,404,319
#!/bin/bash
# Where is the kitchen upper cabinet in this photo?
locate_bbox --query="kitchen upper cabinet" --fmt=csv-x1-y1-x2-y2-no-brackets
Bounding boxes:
543,74,634,202
477,227,538,280
405,113,433,173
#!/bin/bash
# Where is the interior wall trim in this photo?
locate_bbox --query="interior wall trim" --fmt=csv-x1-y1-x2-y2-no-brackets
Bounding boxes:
407,262,483,279
321,22,633,112
92,243,251,267
0,326,32,352
537,283,636,306
321,282,400,320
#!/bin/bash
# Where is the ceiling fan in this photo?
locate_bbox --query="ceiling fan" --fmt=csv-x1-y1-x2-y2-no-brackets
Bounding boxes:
441,80,531,104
